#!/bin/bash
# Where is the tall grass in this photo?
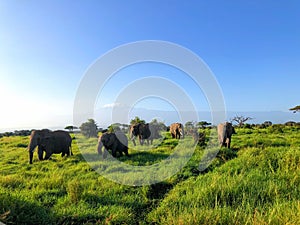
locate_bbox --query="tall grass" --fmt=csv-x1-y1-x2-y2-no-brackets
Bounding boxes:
0,127,299,224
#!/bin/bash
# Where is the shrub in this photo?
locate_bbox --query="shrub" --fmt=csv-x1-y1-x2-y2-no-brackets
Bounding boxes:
67,180,84,203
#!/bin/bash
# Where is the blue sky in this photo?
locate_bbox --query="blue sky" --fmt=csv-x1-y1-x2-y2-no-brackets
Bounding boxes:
0,1,300,130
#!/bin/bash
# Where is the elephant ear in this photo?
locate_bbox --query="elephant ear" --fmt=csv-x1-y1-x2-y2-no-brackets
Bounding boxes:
40,135,51,147
106,133,116,146
232,126,236,134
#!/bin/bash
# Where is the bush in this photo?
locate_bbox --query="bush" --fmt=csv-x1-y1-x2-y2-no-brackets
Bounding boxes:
67,180,84,203
79,119,98,138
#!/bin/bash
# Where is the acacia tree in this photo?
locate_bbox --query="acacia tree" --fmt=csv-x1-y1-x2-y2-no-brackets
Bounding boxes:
289,105,300,113
231,115,253,127
80,119,98,138
64,125,78,132
197,121,211,129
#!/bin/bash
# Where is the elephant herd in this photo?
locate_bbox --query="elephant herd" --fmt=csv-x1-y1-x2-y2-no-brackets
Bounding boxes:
27,122,236,164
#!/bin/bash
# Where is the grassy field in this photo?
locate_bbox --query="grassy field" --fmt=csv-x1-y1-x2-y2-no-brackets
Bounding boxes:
0,126,299,224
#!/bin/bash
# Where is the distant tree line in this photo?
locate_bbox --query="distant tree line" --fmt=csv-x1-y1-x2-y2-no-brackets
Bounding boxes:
1,116,299,139
0,130,32,138
77,115,300,139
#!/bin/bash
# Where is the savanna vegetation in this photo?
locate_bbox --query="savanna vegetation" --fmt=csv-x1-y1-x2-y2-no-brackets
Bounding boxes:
0,125,300,224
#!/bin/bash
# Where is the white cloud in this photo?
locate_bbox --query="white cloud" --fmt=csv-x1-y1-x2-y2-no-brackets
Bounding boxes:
102,102,127,108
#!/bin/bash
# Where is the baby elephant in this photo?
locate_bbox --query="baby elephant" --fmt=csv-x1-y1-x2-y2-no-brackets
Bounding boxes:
97,131,129,158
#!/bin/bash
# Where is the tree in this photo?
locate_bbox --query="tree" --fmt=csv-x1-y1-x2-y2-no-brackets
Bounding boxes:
149,118,167,131
185,121,195,135
289,105,300,113
231,115,253,127
79,119,98,138
263,121,272,127
108,123,121,132
130,116,145,125
197,121,211,129
65,125,78,132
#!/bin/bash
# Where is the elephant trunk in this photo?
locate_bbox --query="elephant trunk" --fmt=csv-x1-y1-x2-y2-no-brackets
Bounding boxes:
180,129,184,139
222,126,227,146
97,141,103,155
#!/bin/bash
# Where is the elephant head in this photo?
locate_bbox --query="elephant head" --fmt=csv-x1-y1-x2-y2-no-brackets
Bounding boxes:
129,123,151,146
170,123,184,139
217,122,235,148
97,133,115,158
97,131,128,158
28,129,51,164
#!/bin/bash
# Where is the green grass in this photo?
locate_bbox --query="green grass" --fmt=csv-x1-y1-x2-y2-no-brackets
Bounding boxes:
0,127,300,224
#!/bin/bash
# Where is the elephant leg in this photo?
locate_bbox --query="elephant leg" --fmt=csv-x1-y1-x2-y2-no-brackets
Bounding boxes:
111,148,117,157
38,147,44,160
131,138,136,146
63,147,70,157
227,138,231,148
171,133,175,138
118,150,123,156
222,141,226,147
44,151,52,160
103,148,108,159
29,151,34,164
124,147,129,156
139,137,142,145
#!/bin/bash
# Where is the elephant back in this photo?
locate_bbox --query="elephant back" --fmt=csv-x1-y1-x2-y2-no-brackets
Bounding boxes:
115,131,128,147
52,131,72,146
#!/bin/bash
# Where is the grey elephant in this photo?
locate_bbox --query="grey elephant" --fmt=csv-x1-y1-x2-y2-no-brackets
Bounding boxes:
192,130,206,146
217,122,236,148
170,123,184,139
148,123,162,144
28,129,72,164
129,123,151,146
97,131,129,158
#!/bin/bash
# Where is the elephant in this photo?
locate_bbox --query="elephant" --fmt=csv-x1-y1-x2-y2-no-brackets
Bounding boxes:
217,122,236,148
148,123,162,144
170,123,184,139
129,123,151,146
28,129,72,164
192,130,206,146
97,131,129,158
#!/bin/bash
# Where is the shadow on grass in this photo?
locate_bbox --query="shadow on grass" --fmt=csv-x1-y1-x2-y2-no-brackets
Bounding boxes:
199,147,239,174
0,193,54,225
121,151,170,165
